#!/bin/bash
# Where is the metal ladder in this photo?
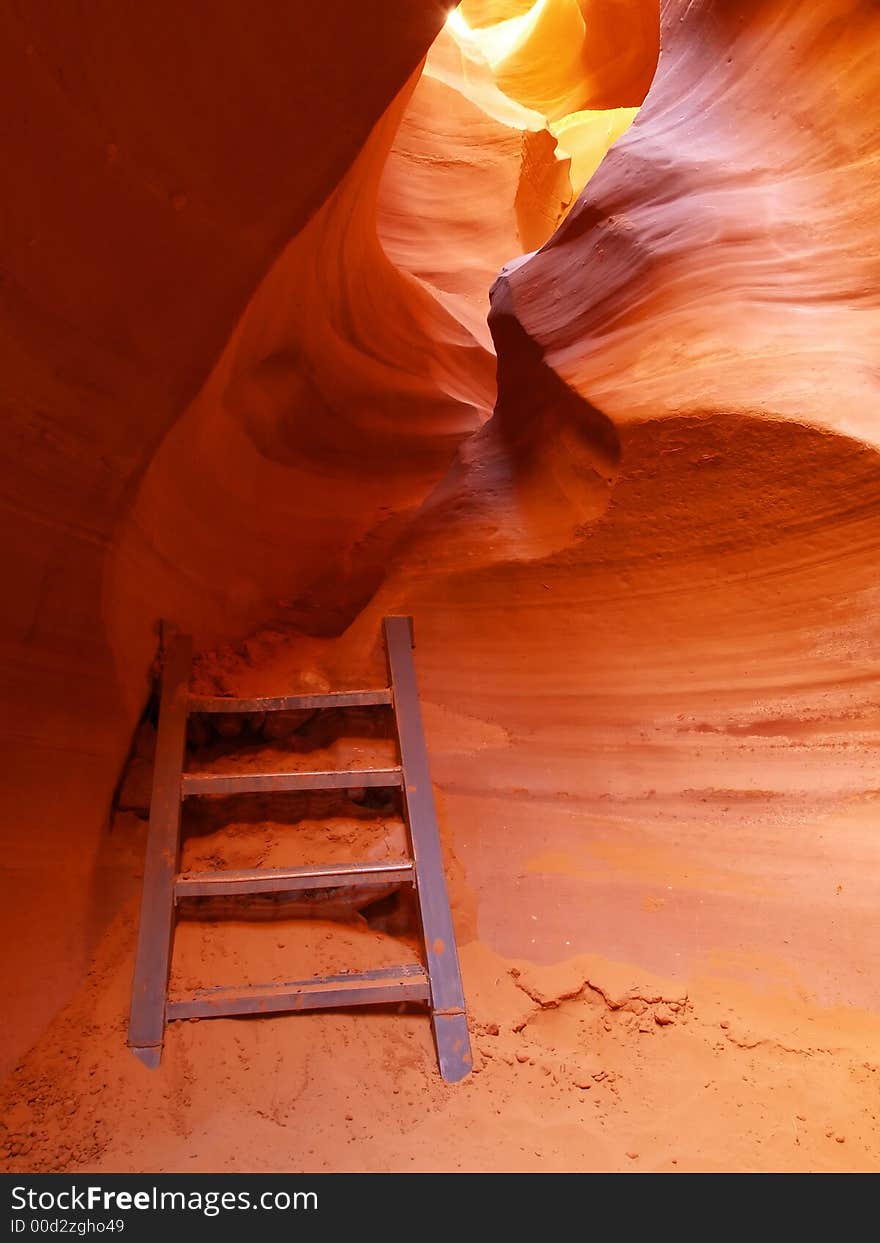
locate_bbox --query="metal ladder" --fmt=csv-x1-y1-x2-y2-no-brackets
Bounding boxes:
128,615,472,1082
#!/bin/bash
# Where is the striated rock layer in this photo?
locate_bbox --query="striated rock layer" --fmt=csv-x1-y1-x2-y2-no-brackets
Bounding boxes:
496,0,880,444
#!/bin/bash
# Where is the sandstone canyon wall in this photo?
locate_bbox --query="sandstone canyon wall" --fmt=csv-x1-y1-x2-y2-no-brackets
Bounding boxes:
0,0,452,1068
356,0,880,1010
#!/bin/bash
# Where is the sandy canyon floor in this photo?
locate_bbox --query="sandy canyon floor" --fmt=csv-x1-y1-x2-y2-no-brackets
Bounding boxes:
2,619,879,1174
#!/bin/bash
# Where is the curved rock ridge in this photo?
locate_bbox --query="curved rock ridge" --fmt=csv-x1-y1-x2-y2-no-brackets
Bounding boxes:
495,0,880,444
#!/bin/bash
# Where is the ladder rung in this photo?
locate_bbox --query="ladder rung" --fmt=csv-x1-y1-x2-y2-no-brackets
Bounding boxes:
188,689,393,714
166,964,430,1020
175,860,414,898
181,768,403,797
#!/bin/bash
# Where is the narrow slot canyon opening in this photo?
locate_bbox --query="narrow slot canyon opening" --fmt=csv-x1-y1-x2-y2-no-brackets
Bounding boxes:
3,0,880,1178
378,0,653,346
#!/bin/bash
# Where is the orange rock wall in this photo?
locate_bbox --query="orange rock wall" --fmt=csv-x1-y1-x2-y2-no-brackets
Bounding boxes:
363,0,880,1014
0,0,452,1069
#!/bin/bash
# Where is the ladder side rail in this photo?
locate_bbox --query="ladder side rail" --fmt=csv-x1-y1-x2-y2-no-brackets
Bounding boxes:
127,628,193,1066
383,616,472,1082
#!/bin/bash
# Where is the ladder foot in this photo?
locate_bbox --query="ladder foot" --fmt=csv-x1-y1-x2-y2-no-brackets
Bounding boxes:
432,1012,473,1083
130,1044,162,1069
